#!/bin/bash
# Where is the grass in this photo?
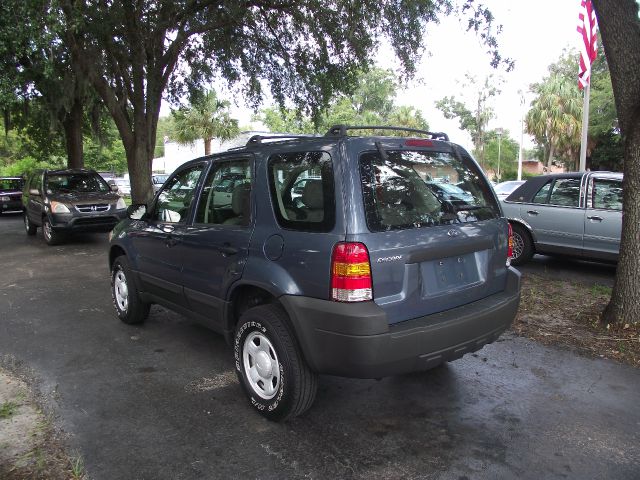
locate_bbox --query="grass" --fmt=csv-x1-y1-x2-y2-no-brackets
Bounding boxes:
69,453,86,480
0,400,18,419
590,284,612,296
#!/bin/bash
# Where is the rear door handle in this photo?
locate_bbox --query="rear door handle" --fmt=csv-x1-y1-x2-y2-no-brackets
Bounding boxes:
526,210,539,216
587,215,603,222
217,243,238,256
165,235,180,247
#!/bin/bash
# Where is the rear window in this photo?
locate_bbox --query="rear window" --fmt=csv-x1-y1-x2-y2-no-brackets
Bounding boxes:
359,150,499,232
268,151,335,232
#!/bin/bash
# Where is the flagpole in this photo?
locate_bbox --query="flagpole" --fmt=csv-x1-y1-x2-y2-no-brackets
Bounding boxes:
579,82,590,172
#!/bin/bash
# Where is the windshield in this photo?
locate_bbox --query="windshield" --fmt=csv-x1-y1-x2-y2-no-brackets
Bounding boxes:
359,149,499,232
0,179,22,191
45,173,110,194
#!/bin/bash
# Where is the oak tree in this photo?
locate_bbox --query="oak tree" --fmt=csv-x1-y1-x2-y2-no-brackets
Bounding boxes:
591,0,640,324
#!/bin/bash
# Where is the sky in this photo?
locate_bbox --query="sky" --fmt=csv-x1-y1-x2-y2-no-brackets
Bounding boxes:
172,0,584,154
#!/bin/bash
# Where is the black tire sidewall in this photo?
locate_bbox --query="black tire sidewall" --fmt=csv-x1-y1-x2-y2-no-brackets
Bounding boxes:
234,312,292,420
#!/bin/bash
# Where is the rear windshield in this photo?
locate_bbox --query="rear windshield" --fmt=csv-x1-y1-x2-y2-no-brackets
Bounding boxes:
45,173,110,194
359,149,499,232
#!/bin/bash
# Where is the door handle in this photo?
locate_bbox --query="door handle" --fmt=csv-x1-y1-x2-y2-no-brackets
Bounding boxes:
587,215,603,222
526,210,539,216
217,243,238,257
165,235,180,247
160,224,175,233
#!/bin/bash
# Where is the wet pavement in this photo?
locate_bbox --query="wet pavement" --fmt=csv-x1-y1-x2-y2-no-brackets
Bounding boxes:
1,212,638,479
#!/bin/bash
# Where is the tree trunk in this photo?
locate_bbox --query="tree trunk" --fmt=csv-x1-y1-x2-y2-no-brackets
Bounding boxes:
204,137,212,155
125,137,154,205
547,145,555,168
601,123,640,324
62,96,84,169
591,0,640,324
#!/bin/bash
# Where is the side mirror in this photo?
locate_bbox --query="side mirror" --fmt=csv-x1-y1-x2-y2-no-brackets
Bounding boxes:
29,188,40,196
110,184,119,193
126,203,147,220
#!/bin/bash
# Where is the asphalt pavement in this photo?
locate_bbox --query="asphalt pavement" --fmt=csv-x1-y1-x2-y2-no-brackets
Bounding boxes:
1,212,638,480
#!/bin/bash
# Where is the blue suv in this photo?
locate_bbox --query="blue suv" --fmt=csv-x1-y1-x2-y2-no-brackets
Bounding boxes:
108,125,521,420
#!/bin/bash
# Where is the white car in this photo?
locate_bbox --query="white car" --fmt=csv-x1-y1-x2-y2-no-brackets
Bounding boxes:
108,178,131,196
494,180,525,199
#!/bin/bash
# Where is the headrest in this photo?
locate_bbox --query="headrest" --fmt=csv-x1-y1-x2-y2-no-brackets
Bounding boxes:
231,183,251,216
301,179,323,209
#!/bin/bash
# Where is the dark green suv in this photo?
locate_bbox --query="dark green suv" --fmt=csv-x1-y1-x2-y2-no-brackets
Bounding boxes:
23,168,127,245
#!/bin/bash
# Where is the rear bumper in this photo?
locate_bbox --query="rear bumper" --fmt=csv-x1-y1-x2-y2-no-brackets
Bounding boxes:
281,267,521,378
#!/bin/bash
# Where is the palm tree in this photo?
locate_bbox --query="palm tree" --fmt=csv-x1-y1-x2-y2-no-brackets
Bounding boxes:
526,74,582,169
171,90,240,155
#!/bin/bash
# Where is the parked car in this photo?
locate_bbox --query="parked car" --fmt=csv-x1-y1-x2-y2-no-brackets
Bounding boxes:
425,181,475,206
97,171,117,183
152,173,169,193
23,169,127,245
108,177,131,196
0,176,24,214
501,171,622,265
108,125,521,421
493,180,525,200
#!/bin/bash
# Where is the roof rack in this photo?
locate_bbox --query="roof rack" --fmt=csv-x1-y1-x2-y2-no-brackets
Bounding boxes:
324,125,449,142
246,133,319,146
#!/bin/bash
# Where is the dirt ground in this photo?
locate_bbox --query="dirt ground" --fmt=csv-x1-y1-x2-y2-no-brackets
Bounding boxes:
513,273,640,368
1,276,638,479
0,366,84,480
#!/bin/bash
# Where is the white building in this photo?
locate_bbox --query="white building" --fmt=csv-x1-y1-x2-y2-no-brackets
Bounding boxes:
152,132,272,174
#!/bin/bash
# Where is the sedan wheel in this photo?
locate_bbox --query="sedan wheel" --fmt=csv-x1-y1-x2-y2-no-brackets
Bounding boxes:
510,223,534,266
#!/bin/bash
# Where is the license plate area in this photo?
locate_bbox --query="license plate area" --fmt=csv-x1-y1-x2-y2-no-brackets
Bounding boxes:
420,251,486,297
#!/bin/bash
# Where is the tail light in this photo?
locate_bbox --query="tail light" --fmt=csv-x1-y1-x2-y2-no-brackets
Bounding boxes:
507,223,514,265
331,242,372,302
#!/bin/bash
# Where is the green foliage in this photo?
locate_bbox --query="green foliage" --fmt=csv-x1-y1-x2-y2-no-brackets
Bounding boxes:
170,90,240,154
483,129,520,181
435,75,500,167
526,49,620,171
526,66,582,169
255,68,429,135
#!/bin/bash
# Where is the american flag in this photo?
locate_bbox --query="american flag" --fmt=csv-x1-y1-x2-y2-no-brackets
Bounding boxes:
577,0,598,90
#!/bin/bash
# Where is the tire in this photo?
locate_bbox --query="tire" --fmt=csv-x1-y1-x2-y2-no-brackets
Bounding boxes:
24,213,37,236
42,217,63,245
510,223,534,266
234,304,317,421
111,255,150,325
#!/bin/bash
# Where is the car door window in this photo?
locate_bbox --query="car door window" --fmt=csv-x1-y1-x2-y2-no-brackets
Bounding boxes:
592,179,623,211
532,181,552,204
194,159,252,226
268,151,335,232
153,164,204,223
548,178,581,207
